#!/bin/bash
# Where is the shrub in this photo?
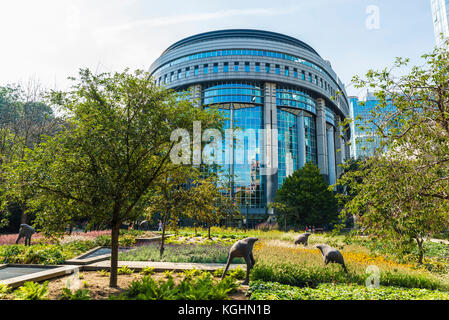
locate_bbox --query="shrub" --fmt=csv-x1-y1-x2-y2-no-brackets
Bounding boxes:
140,267,155,276
113,271,239,300
97,270,109,277
0,284,10,299
117,265,134,275
248,281,449,300
59,288,90,300
14,281,49,300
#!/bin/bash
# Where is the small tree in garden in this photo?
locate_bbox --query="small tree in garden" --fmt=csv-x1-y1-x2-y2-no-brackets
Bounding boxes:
271,163,338,229
337,41,449,263
187,177,239,239
4,69,223,287
146,166,194,259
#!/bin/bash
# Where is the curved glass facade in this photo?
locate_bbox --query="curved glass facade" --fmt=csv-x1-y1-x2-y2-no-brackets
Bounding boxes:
150,29,350,219
203,82,264,105
202,82,265,209
304,114,318,164
276,86,316,114
277,109,298,187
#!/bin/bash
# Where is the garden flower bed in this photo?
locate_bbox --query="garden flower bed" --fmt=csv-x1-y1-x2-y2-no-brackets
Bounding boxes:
248,281,449,300
118,241,244,264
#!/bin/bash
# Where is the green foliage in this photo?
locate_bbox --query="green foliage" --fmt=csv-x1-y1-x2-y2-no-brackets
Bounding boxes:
140,267,154,276
14,281,49,300
4,69,224,287
97,270,109,277
59,288,90,300
271,163,338,229
0,240,96,264
117,265,134,275
113,271,238,300
338,42,449,264
250,261,446,291
0,283,10,299
248,281,449,300
118,242,244,264
93,234,136,247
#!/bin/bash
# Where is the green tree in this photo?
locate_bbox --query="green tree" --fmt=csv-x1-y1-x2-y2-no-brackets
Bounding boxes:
0,82,61,230
187,176,239,239
337,41,449,263
146,166,194,259
4,69,223,287
271,162,338,229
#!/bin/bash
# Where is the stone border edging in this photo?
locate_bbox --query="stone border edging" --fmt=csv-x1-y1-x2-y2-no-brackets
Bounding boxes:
0,264,79,288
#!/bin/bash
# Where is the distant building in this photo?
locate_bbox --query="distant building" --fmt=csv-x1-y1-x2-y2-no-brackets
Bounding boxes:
349,92,382,159
431,0,449,46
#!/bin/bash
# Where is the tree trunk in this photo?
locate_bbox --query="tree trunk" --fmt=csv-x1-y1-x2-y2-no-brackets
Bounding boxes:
160,223,166,260
109,223,120,287
416,238,424,265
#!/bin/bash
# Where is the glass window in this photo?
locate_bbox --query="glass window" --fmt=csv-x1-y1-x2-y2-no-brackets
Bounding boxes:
213,63,218,73
170,72,174,82
293,68,298,78
245,62,250,72
265,63,270,73
308,73,312,82
185,67,190,77
301,71,305,80
255,62,260,72
177,69,181,80
224,62,229,73
234,62,239,72
204,64,208,74
194,66,199,76
284,66,289,77
275,64,280,75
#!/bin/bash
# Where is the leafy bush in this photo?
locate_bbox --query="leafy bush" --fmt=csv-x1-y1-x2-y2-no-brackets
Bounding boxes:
248,281,449,300
14,281,49,300
140,267,155,276
59,288,90,300
0,240,97,265
112,271,238,300
94,234,136,247
0,284,10,299
117,265,134,275
97,270,109,277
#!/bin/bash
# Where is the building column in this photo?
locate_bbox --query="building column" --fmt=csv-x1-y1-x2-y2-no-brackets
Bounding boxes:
327,126,336,186
334,118,344,178
263,82,278,210
315,98,328,179
296,110,306,168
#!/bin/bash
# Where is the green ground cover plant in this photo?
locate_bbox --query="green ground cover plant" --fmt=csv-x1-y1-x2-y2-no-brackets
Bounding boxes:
248,281,449,300
13,281,49,300
112,270,239,300
0,240,97,264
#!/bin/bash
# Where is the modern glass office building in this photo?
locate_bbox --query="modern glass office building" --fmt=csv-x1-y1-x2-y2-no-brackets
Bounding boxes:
149,29,351,223
431,0,449,45
349,93,381,159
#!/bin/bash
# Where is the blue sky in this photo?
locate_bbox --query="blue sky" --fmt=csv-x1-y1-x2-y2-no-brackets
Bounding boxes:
0,0,435,97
